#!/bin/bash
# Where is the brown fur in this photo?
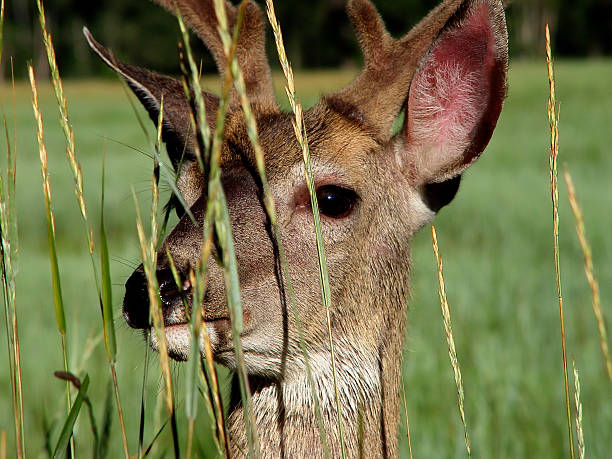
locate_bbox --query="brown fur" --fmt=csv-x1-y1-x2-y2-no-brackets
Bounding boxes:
85,0,508,457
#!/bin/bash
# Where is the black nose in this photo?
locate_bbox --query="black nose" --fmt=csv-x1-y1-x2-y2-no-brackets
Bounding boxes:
157,268,183,309
123,269,150,329
123,268,184,329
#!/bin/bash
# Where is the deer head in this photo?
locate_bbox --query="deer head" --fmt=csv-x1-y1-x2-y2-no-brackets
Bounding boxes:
85,0,507,456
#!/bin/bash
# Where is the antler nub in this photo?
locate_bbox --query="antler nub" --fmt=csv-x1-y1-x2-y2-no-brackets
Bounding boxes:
347,0,393,71
332,0,467,141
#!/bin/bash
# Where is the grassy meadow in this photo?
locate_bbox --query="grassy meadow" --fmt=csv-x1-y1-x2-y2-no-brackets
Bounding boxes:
0,59,611,457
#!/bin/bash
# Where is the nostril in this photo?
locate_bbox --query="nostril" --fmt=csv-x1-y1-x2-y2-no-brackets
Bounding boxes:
123,269,150,329
157,269,183,307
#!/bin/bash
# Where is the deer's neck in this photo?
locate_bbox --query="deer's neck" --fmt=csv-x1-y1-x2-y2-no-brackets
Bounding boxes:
227,331,405,458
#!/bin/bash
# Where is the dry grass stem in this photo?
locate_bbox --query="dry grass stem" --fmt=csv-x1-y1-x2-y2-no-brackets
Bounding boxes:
401,378,413,459
133,99,180,457
177,1,259,454
36,0,94,255
134,190,179,458
564,170,612,381
265,1,345,456
0,113,24,458
29,64,74,455
546,24,575,459
431,225,471,455
0,59,24,452
572,360,585,459
35,3,132,452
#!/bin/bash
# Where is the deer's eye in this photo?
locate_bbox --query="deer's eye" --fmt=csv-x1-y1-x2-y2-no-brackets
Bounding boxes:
316,185,358,219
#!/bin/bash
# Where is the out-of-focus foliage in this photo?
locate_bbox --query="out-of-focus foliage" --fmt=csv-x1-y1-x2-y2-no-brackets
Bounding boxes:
2,0,611,78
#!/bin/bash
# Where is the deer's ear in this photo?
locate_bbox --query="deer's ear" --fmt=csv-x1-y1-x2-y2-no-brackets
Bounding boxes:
83,27,219,170
401,0,507,188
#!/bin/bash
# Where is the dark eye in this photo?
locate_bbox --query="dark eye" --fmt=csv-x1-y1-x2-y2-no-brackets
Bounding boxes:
316,185,358,218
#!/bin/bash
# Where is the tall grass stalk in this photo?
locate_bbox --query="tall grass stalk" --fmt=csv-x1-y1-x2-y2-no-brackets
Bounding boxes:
211,0,331,454
1,429,5,459
545,24,575,459
134,193,180,457
564,170,612,381
177,3,259,455
0,73,24,459
265,1,346,456
401,378,413,459
36,2,131,454
172,21,226,458
431,225,471,455
35,0,95,259
572,360,585,459
133,99,180,457
28,65,72,455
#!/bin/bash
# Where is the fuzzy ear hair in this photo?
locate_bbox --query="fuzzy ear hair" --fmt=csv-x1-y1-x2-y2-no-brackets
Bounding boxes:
402,0,507,186
83,27,219,170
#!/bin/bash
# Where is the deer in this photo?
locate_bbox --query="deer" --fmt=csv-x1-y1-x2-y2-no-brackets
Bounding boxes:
84,0,507,456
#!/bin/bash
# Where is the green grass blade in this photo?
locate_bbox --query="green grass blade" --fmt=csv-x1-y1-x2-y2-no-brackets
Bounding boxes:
137,333,151,459
100,152,116,361
185,265,204,459
52,374,90,459
100,150,129,456
177,3,258,454
97,381,114,459
29,66,66,335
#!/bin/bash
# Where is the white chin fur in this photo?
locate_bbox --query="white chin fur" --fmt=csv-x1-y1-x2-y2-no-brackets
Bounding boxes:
149,323,219,361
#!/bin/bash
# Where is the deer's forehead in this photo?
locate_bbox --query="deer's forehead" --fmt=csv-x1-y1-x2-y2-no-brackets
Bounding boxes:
220,103,381,182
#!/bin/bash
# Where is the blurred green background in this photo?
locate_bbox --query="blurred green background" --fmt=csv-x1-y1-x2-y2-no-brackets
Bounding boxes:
2,0,612,79
1,0,611,457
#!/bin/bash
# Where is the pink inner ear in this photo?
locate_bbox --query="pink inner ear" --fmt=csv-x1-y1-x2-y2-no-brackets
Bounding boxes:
405,3,497,181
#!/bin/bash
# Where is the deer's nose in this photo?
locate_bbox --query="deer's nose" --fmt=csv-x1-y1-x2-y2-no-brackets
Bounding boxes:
123,269,150,329
157,269,183,309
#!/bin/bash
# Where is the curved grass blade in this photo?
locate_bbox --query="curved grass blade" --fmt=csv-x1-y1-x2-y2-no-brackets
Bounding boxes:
54,371,101,456
100,152,116,361
53,374,90,459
